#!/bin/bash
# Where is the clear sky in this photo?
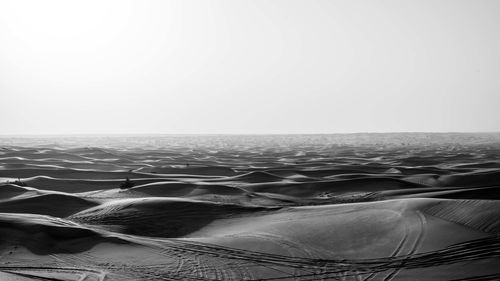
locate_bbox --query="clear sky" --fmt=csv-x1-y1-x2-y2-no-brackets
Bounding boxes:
1,0,499,134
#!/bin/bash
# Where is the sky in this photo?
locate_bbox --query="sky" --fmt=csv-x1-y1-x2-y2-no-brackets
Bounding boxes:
0,0,499,134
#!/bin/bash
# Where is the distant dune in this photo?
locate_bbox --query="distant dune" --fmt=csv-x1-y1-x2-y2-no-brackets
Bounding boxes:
0,134,499,280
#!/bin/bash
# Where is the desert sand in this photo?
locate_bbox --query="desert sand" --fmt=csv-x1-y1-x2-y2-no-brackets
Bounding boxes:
0,133,499,280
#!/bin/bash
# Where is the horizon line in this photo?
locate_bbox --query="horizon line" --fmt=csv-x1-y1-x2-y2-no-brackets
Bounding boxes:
1,131,500,137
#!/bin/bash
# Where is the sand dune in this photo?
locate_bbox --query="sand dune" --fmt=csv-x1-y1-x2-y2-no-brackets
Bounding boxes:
0,184,34,200
437,170,500,187
128,181,247,198
0,213,127,255
70,198,277,238
0,193,99,217
136,165,237,176
0,134,499,280
236,177,425,200
227,171,287,183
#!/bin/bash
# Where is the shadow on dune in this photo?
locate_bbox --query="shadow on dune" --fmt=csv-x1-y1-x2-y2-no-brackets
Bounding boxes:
0,193,99,217
0,213,128,255
69,198,279,238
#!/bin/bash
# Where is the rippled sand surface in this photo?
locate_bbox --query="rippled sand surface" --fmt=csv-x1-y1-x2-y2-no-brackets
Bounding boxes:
0,133,499,280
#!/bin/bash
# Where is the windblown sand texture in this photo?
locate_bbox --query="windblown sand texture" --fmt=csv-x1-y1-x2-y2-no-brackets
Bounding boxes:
0,133,499,280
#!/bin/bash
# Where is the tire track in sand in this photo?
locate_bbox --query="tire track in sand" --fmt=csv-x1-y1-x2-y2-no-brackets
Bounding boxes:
382,210,426,281
0,266,106,281
362,219,409,281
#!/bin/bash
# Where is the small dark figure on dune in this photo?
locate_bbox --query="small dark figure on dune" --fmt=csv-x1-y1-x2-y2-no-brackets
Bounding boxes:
12,178,27,186
119,177,135,189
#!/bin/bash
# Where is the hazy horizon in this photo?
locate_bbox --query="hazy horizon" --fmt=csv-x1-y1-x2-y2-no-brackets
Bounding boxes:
1,131,500,137
1,0,499,134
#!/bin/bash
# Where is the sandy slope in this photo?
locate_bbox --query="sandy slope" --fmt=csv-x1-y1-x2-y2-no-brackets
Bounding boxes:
0,134,499,280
